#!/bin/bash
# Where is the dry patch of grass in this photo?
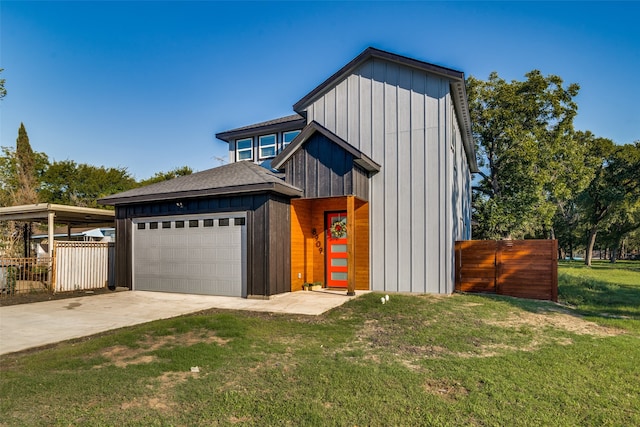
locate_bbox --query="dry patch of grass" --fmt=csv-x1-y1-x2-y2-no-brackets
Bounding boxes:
94,329,230,369
484,308,623,337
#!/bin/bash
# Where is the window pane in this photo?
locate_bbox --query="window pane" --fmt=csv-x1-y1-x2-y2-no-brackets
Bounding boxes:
149,222,158,230
260,146,276,158
175,221,184,228
219,218,229,226
238,151,252,160
331,258,348,267
259,134,276,146
203,219,214,227
137,223,146,230
162,221,171,229
331,244,347,253
283,130,301,144
331,272,348,281
237,138,252,150
234,217,245,226
189,220,199,228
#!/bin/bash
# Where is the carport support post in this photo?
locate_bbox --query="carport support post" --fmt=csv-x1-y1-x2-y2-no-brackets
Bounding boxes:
47,211,55,257
48,210,55,292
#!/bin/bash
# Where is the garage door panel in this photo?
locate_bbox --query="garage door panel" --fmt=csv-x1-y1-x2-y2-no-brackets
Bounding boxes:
133,213,246,297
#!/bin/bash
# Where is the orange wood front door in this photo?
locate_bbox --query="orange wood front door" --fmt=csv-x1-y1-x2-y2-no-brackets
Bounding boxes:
326,212,348,288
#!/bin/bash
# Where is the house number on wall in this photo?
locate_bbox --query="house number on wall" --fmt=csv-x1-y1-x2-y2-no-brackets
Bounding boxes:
311,228,323,254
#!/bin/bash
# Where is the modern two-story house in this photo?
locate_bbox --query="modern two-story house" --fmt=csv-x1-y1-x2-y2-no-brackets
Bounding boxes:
100,47,478,298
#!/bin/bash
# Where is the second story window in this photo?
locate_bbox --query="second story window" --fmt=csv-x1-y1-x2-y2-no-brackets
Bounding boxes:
236,138,253,161
259,134,277,159
282,130,301,151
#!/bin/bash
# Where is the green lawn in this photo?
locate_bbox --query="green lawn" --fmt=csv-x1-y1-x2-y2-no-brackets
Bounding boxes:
1,263,639,426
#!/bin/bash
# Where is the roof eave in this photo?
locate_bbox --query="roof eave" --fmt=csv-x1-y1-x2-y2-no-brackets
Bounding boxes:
293,47,465,113
99,182,302,206
450,80,479,173
216,116,307,143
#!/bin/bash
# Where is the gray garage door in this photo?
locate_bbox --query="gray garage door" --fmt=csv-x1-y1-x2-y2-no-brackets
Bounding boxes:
132,213,246,297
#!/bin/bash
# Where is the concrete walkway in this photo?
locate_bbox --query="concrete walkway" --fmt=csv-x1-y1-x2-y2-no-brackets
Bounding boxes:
0,289,367,355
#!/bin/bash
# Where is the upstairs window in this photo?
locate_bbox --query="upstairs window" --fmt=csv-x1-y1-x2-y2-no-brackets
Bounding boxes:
236,138,253,161
282,130,301,150
259,134,277,159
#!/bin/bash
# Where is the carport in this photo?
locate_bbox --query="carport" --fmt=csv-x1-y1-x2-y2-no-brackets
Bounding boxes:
0,203,115,257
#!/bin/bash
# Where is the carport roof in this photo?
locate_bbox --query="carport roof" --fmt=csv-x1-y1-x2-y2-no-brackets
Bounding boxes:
0,203,115,227
99,161,303,205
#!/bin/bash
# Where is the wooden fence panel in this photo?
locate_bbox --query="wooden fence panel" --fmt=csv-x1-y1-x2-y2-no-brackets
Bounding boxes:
455,240,558,302
455,240,497,293
54,241,115,292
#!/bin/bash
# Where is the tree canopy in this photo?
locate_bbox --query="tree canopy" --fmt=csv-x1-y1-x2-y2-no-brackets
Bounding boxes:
467,70,581,239
468,71,639,261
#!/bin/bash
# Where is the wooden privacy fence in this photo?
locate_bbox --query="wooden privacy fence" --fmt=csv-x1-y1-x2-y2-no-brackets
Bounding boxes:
455,240,558,301
53,241,115,292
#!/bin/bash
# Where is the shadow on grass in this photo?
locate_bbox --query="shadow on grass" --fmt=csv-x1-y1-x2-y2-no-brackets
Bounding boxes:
460,274,640,322
558,273,640,319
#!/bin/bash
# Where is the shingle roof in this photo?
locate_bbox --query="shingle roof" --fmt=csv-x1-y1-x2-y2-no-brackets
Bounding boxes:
99,161,303,205
216,114,306,142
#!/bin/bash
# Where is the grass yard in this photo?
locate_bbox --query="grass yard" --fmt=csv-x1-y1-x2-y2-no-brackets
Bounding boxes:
1,263,639,426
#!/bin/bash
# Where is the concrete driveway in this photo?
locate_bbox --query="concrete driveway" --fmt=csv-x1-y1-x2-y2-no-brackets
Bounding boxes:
0,289,366,355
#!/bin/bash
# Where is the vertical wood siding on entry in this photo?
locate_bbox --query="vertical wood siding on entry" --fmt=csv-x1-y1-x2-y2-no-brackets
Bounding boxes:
304,58,467,294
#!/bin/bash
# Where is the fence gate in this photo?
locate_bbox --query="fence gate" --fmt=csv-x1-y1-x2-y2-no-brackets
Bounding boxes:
455,240,558,301
54,241,115,292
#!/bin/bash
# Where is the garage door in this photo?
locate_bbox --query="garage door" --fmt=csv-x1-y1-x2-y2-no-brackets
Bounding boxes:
132,213,246,297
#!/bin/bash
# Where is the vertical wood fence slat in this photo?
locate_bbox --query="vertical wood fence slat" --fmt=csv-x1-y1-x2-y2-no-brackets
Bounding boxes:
54,241,115,293
455,240,558,302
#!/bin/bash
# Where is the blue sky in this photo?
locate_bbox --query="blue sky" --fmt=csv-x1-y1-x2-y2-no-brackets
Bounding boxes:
1,1,638,180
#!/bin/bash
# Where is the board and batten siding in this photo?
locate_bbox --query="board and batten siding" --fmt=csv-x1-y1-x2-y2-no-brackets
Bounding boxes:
114,193,291,297
283,132,369,200
302,58,472,294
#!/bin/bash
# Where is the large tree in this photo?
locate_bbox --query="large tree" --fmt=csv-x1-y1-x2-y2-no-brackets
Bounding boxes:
467,70,580,239
15,123,39,205
580,141,640,265
39,160,136,208
137,166,193,186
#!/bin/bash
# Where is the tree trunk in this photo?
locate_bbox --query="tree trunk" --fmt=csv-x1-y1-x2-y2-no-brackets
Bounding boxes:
585,226,598,266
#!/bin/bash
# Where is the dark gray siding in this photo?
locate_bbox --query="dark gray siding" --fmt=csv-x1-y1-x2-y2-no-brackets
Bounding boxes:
114,192,291,297
283,133,369,200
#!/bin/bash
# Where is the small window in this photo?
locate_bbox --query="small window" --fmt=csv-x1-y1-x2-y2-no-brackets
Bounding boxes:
149,222,158,230
236,138,253,161
234,217,245,226
162,221,171,229
189,220,199,228
137,223,146,230
203,219,214,227
258,135,276,159
259,134,277,159
175,220,185,228
282,130,300,150
219,218,229,226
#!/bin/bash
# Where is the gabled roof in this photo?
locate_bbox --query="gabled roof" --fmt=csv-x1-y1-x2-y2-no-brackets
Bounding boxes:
292,47,479,173
271,121,381,173
99,161,302,205
216,114,306,142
